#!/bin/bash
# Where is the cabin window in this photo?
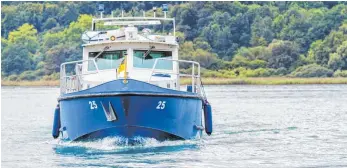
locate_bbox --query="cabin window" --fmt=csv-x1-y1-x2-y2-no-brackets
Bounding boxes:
88,50,127,71
133,50,173,70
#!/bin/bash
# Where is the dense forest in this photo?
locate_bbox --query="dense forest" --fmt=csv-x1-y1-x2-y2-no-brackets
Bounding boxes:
1,1,347,81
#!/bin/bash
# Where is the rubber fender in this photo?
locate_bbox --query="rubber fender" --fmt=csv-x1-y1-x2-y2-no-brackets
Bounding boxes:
203,101,213,135
52,104,61,139
187,85,192,92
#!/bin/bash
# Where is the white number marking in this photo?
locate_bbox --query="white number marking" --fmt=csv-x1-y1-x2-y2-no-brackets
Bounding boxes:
161,101,166,109
156,101,166,110
89,101,98,109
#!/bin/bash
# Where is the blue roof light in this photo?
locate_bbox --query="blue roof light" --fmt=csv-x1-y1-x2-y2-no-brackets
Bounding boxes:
162,4,168,12
98,4,104,12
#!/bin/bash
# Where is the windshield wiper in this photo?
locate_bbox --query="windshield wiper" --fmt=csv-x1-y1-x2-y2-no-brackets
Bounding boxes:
94,46,111,60
143,46,155,60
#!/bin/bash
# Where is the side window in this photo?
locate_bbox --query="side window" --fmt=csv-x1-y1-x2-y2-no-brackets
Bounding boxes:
88,50,126,71
133,50,173,70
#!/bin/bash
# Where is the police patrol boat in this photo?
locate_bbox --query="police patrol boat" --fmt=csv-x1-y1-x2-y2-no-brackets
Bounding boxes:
52,5,213,141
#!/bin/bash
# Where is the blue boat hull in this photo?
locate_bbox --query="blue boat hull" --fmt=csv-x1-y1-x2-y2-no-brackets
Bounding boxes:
57,79,204,141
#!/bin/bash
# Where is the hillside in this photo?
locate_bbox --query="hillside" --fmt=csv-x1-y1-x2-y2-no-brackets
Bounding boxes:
1,1,347,82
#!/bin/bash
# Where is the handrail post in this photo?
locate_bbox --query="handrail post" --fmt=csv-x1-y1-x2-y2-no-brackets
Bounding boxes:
60,64,64,94
176,60,180,90
92,59,103,82
192,63,195,93
197,63,201,95
146,58,201,93
173,19,176,37
148,59,159,83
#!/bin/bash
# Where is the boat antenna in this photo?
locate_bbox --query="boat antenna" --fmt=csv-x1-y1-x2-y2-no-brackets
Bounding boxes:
153,7,157,18
131,8,135,17
162,4,168,33
162,4,168,18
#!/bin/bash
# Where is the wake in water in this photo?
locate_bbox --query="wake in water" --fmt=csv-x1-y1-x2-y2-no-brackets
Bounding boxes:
52,136,201,156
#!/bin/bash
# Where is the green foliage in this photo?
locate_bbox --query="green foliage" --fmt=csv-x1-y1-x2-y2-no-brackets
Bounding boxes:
230,55,267,69
7,74,19,81
1,2,347,79
179,41,218,69
308,23,347,69
268,40,300,69
42,73,60,81
328,53,345,71
333,70,347,77
43,18,58,30
44,44,80,74
236,46,271,61
290,64,334,77
1,44,33,75
18,71,38,81
243,68,273,77
251,16,274,46
8,23,39,53
63,14,92,43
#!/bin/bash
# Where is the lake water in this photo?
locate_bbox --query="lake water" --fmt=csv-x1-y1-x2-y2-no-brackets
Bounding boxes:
2,85,347,167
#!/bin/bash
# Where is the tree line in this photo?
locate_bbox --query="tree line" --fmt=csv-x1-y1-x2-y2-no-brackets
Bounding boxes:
1,1,347,81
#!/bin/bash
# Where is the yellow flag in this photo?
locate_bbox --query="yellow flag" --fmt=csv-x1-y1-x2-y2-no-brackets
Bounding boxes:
117,57,126,74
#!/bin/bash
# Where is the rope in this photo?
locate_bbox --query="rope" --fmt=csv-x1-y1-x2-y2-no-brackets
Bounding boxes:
200,77,208,102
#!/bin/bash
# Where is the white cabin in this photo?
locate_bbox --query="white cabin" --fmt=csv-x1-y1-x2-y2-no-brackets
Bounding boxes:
60,15,200,95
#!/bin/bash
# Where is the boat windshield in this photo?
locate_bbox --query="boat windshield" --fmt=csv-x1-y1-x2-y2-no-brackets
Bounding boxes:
133,50,173,70
88,50,126,71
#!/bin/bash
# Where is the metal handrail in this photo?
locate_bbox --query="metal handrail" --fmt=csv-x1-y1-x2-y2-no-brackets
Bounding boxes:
92,16,176,36
93,17,175,21
60,58,124,94
60,59,101,94
148,58,201,93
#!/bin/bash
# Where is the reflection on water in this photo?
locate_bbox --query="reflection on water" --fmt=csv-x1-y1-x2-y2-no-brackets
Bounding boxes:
2,85,347,167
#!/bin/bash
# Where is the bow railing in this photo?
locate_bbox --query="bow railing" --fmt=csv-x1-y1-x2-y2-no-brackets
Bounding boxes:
148,58,201,93
60,59,102,94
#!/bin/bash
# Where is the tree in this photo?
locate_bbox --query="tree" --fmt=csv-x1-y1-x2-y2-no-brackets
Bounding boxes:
328,53,345,71
1,2,347,79
43,18,58,30
8,23,39,54
63,14,92,44
42,31,64,49
1,44,32,75
251,16,274,46
44,44,80,74
308,23,347,66
235,46,271,61
192,48,218,68
290,64,333,77
308,40,330,65
268,40,300,69
1,5,21,37
336,41,347,69
58,2,79,26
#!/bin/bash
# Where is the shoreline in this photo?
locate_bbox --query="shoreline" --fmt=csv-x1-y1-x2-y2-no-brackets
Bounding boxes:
2,77,347,86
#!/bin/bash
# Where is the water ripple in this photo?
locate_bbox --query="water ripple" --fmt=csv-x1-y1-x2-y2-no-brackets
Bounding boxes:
2,85,347,167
